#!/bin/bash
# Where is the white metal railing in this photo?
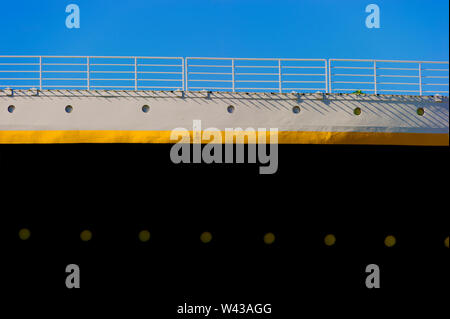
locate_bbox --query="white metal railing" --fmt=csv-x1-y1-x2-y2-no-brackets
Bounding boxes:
0,56,184,91
0,56,448,96
185,57,328,93
329,59,449,96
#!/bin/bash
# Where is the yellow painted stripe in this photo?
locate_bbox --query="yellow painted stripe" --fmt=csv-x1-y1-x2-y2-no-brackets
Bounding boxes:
0,130,448,146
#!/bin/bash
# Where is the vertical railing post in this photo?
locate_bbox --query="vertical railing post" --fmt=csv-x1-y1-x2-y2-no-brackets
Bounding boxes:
373,60,377,94
232,59,235,92
325,59,328,93
181,58,185,91
185,58,189,92
328,59,332,93
278,59,282,93
87,56,90,90
418,62,422,96
134,57,138,91
39,56,42,90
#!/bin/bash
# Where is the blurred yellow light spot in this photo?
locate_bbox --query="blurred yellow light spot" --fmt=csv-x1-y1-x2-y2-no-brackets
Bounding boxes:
445,236,449,248
200,231,212,244
384,235,396,247
80,230,92,242
264,232,275,245
139,230,151,242
324,234,336,246
19,228,31,240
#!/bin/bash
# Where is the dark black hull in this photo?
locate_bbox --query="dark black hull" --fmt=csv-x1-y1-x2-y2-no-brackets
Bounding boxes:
2,144,448,316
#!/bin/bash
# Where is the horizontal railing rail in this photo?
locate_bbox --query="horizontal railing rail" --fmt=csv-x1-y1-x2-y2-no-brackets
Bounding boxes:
0,56,448,96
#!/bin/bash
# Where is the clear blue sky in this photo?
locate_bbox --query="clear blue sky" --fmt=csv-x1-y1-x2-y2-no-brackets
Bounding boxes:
0,0,448,60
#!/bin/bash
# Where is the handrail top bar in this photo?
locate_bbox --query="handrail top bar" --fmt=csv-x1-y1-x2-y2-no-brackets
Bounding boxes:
0,55,184,59
187,57,327,61
330,58,449,64
0,56,447,63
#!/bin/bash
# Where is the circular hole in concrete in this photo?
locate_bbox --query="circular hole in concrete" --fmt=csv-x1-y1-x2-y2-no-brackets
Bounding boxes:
65,105,73,114
7,105,15,113
142,105,150,113
353,107,361,116
227,105,235,114
293,106,301,114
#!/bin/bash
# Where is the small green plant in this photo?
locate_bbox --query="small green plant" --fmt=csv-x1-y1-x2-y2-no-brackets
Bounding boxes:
352,90,365,95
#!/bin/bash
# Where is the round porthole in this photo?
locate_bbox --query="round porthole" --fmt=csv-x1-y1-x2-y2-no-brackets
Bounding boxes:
138,230,151,242
324,234,336,246
227,105,235,114
7,105,15,113
142,105,150,113
80,230,92,242
18,228,31,240
65,105,73,113
264,232,276,245
353,107,361,116
384,235,396,247
293,106,301,114
200,231,212,244
417,108,424,116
